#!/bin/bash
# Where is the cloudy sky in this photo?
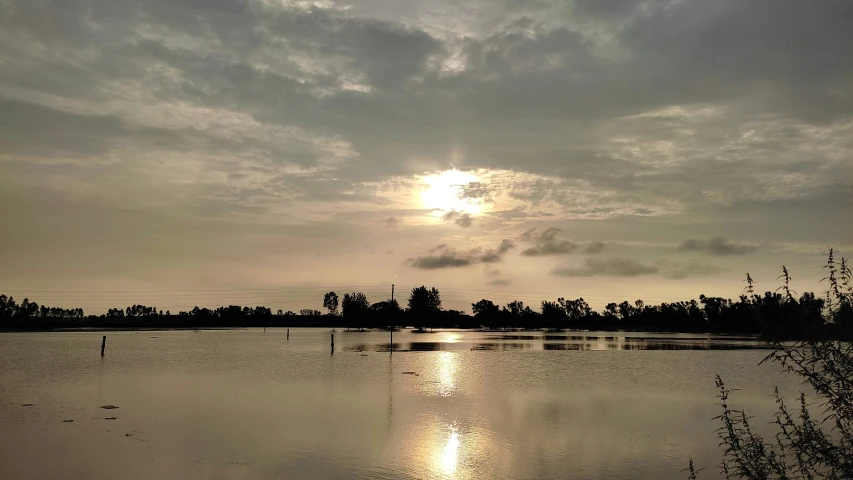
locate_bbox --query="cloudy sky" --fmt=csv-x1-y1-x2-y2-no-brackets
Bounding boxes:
1,0,851,314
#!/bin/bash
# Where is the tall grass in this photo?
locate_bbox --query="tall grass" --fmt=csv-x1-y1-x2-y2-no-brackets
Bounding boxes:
697,249,852,479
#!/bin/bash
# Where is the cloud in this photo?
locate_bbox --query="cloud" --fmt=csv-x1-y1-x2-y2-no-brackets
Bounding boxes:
520,227,577,256
382,217,400,228
441,210,474,228
458,182,495,203
408,239,514,269
677,237,758,256
479,239,515,263
409,249,472,269
585,241,606,254
0,0,849,311
488,278,512,286
551,257,659,277
484,267,501,277
660,260,726,279
552,257,727,279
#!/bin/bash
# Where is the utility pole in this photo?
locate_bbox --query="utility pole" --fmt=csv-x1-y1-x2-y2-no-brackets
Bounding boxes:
390,284,395,355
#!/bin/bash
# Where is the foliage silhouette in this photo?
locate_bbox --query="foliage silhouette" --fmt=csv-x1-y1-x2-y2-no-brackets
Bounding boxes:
690,249,853,479
408,286,442,331
323,291,339,316
1,250,850,337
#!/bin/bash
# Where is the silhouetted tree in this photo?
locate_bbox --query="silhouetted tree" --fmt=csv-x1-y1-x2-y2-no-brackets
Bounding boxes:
541,300,567,330
342,292,370,330
472,299,501,329
323,291,340,316
502,301,536,330
369,299,404,329
408,286,441,331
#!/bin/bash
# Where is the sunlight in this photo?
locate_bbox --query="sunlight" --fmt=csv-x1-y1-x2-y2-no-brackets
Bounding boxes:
440,428,460,476
437,351,457,397
419,169,483,216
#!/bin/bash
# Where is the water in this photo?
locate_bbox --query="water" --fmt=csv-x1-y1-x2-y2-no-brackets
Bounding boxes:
0,329,803,479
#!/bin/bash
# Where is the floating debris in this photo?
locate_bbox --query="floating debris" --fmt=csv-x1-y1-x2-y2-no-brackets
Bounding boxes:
62,419,74,423
21,404,34,407
100,405,119,409
401,371,419,376
104,417,118,420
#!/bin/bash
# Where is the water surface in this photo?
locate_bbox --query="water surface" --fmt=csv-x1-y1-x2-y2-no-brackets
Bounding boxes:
0,329,802,479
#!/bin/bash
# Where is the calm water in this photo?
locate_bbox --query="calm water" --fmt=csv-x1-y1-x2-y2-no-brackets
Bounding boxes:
0,329,804,479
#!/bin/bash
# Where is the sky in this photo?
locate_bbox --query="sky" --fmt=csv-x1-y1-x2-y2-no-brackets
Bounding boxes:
1,0,851,314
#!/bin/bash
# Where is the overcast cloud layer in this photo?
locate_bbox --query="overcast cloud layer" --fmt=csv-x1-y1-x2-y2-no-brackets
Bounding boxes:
1,0,851,313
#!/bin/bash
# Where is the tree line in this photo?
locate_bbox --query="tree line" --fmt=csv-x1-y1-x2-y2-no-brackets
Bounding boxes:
1,251,850,338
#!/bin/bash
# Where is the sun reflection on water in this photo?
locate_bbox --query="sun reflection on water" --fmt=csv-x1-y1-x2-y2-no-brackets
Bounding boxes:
437,351,457,397
440,428,460,476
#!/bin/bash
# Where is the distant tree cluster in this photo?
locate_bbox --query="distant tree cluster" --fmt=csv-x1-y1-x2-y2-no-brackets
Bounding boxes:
1,251,850,338
0,295,84,329
105,304,163,318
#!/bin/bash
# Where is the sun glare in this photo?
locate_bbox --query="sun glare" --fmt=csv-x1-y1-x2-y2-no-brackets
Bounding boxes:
440,428,460,475
419,169,483,216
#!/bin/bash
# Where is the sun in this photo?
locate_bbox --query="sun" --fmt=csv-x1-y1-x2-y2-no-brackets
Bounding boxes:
419,169,483,216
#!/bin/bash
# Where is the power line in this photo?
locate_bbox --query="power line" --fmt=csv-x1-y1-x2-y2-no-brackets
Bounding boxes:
1,284,393,294
4,283,743,302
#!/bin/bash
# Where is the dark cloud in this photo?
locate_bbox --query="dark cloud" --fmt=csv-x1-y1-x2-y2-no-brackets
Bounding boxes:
458,182,495,203
552,257,659,277
661,260,726,279
479,239,515,263
441,210,474,228
622,0,853,123
408,239,513,269
409,249,472,269
0,0,849,307
553,257,727,279
382,217,400,228
488,278,512,286
677,237,758,256
520,227,577,256
585,241,605,254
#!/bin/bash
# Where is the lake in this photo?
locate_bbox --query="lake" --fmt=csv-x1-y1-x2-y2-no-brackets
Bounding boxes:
0,329,804,479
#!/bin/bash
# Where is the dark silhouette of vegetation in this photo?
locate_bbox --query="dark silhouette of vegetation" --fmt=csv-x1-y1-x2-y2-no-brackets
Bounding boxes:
369,299,405,329
408,286,442,331
691,252,852,478
342,292,370,331
1,250,850,338
323,291,339,316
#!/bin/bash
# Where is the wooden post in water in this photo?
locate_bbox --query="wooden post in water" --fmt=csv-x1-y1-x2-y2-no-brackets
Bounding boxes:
287,329,290,340
100,336,106,356
331,333,334,354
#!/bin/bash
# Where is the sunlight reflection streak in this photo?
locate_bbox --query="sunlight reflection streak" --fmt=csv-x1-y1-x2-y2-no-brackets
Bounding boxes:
440,429,460,476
